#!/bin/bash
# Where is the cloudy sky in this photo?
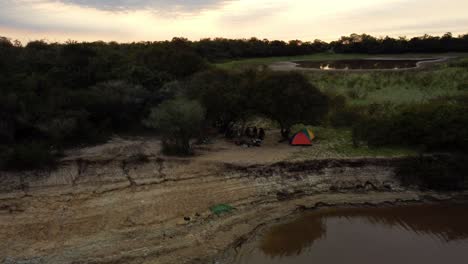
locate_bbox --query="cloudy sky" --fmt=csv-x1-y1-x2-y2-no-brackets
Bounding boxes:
1,0,467,43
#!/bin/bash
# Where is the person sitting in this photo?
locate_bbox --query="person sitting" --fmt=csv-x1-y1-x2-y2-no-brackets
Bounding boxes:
245,127,252,138
252,127,258,138
259,128,266,141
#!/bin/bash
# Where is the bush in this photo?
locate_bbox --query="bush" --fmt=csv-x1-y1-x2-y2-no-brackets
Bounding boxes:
353,102,468,152
145,98,205,155
2,142,58,171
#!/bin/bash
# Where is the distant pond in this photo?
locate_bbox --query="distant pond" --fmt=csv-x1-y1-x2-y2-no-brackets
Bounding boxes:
293,59,437,70
234,203,468,264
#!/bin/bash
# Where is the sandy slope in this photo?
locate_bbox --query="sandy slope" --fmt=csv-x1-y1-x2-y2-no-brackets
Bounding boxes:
0,137,464,264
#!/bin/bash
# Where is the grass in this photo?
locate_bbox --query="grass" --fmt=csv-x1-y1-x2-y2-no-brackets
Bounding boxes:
289,126,417,160
220,53,468,158
307,63,468,105
217,53,468,106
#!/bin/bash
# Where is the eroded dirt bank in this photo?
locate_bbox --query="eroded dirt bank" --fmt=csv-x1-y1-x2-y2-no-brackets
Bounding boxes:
1,142,466,264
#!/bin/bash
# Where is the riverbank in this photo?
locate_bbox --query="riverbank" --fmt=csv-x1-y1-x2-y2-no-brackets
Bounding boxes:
1,137,467,264
227,200,468,264
269,56,452,72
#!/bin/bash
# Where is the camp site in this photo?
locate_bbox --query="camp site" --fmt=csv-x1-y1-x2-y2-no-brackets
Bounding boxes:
1,1,468,264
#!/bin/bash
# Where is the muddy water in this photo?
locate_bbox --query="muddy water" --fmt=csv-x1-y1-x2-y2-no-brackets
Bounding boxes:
294,59,435,70
235,204,468,264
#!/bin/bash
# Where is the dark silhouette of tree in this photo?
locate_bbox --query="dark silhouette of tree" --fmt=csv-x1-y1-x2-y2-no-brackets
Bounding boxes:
254,71,329,139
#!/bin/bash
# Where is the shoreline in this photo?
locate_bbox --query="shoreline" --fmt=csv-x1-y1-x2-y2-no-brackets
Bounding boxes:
220,196,468,264
269,56,453,72
1,149,466,263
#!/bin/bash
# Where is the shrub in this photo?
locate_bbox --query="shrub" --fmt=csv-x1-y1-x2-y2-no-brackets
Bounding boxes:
145,98,205,155
2,142,58,171
352,102,468,152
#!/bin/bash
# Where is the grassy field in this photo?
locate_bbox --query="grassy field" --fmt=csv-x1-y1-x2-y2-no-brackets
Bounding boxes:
217,53,468,106
229,53,468,158
308,64,468,105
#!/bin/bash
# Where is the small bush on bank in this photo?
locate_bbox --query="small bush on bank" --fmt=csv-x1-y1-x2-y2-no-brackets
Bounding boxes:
144,98,205,156
1,142,58,171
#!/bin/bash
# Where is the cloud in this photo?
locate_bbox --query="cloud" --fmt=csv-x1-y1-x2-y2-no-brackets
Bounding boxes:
0,0,467,43
220,3,285,25
57,0,231,12
0,0,121,34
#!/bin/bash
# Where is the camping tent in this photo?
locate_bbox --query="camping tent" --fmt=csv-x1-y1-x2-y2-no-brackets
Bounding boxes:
290,128,315,146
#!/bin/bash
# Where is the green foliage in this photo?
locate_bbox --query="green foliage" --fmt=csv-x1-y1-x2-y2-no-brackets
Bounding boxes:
448,58,468,68
0,39,210,170
255,71,329,137
1,35,467,170
308,64,468,106
325,95,363,127
289,126,415,160
145,98,205,155
1,142,58,171
353,102,468,153
186,69,253,129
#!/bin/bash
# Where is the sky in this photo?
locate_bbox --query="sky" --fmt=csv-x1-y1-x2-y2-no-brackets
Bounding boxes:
1,0,467,43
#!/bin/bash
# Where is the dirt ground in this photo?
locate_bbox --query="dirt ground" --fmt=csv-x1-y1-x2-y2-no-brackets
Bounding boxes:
0,135,465,264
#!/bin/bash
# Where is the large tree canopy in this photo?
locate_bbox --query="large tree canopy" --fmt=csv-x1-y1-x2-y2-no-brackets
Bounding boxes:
255,72,329,138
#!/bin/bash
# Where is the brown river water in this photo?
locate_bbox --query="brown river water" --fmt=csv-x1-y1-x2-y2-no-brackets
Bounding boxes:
234,203,468,264
294,59,435,70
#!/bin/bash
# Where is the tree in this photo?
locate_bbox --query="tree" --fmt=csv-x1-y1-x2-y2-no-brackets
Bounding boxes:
186,69,252,132
255,72,329,139
0,36,13,48
145,98,205,155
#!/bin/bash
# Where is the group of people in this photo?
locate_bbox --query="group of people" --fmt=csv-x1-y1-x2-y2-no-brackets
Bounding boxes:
244,127,266,141
233,126,266,147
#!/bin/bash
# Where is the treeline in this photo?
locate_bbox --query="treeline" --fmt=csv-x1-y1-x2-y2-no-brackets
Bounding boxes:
1,33,467,170
2,32,468,63
330,33,468,54
0,34,329,168
0,37,208,169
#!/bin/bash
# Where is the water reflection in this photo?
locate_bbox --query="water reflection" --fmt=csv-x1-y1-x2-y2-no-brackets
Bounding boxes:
237,204,468,264
260,215,326,257
294,59,435,70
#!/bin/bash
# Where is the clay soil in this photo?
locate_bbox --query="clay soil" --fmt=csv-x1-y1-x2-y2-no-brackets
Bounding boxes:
1,135,465,264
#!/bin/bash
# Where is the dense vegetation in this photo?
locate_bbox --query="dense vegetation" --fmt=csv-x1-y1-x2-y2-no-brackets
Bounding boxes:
0,33,467,169
0,34,329,164
330,33,468,54
304,61,468,154
351,101,468,153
